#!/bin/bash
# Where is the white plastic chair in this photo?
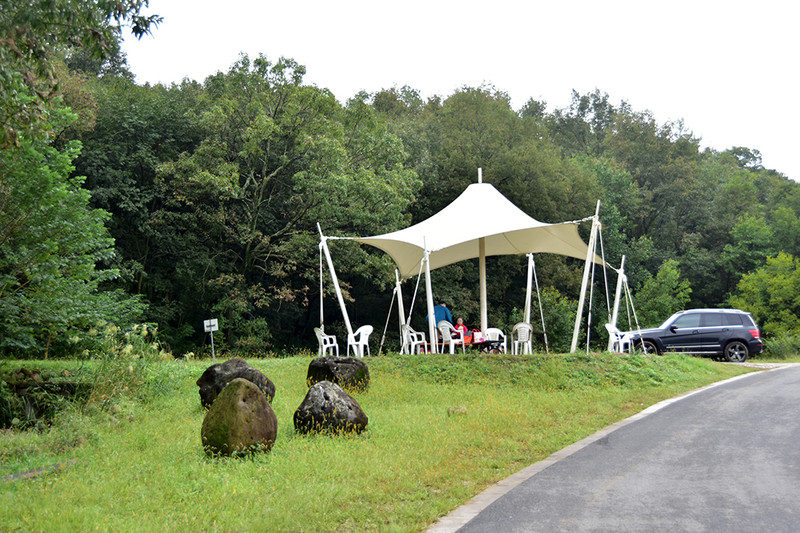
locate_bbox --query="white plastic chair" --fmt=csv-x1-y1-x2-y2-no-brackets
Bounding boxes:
511,322,533,355
314,327,339,356
438,320,465,354
605,323,632,353
402,324,428,354
484,327,507,353
347,325,373,357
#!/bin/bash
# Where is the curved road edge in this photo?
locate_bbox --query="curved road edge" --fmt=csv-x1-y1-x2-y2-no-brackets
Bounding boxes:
427,363,799,533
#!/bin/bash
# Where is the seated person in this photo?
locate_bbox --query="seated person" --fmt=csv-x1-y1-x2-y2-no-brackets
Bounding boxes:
455,317,472,344
427,301,453,327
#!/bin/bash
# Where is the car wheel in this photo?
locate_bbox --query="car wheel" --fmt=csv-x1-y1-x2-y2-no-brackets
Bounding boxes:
641,340,659,355
724,341,749,363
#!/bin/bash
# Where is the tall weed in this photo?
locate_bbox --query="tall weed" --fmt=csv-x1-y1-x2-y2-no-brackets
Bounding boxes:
84,322,171,409
763,332,800,359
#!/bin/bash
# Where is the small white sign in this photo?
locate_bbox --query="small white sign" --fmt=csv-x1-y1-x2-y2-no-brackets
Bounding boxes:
203,319,219,332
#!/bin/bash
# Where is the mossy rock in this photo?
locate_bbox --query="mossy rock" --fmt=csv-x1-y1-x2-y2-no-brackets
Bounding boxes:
306,357,370,391
294,381,368,434
201,378,278,456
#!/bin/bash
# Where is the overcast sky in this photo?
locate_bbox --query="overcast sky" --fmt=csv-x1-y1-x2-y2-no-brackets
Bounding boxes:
121,0,799,181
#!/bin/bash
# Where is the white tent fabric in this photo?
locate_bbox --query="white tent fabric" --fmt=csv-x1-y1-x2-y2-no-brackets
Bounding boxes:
354,182,602,279
332,181,605,352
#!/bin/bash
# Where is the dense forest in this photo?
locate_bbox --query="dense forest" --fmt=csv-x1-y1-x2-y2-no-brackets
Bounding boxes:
3,1,800,358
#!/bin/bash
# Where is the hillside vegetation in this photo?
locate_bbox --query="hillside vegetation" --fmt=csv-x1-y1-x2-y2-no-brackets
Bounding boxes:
5,4,800,359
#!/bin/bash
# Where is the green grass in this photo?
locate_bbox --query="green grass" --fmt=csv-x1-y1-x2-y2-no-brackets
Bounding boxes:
0,353,756,532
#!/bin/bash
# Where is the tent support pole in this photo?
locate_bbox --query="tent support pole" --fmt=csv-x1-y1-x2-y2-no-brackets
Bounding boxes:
524,254,533,324
424,249,437,354
533,255,550,354
480,237,487,333
607,255,626,352
317,224,354,339
395,270,408,353
571,201,601,353
319,243,325,329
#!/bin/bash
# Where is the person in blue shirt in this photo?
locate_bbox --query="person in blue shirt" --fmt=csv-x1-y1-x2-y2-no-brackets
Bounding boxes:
427,301,453,326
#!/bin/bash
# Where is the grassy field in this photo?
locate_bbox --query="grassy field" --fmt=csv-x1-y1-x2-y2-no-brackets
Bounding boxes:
1,353,757,532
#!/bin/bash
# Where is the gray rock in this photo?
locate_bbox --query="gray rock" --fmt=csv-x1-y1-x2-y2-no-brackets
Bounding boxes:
196,358,275,408
201,378,278,456
294,381,368,434
306,356,370,391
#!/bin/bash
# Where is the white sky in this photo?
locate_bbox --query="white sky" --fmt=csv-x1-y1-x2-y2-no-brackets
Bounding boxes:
122,0,799,180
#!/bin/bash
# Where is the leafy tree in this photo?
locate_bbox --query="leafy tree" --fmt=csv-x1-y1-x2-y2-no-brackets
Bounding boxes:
372,86,425,117
545,89,618,157
0,0,161,147
719,215,775,283
151,55,419,349
371,86,440,224
633,259,692,328
419,85,521,217
729,252,800,337
728,146,764,171
601,110,704,246
769,206,800,258
0,106,144,356
710,169,761,236
575,156,639,263
519,98,548,120
72,76,201,298
535,287,577,353
696,152,758,252
65,45,135,81
0,0,158,357
676,233,726,308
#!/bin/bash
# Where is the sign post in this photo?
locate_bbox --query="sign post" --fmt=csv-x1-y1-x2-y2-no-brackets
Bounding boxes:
203,319,219,362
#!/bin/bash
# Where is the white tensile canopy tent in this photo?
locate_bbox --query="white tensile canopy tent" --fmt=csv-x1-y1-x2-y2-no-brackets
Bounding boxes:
318,173,608,354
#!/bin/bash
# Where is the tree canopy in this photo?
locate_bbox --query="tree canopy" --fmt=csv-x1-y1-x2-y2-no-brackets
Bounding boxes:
0,0,158,356
3,6,800,356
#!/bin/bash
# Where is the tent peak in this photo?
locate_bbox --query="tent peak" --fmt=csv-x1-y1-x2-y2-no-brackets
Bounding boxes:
353,182,601,279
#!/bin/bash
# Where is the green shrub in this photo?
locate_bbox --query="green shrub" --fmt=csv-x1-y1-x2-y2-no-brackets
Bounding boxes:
763,332,800,359
634,259,692,328
729,253,800,338
84,322,171,409
0,378,23,428
0,367,91,430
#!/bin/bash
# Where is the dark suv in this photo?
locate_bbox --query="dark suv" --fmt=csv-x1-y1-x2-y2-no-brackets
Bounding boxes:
629,309,762,362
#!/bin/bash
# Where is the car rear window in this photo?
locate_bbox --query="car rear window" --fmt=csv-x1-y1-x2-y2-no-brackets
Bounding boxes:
723,313,744,326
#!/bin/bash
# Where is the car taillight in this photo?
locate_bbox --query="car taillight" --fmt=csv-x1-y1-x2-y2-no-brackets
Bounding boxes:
749,329,760,339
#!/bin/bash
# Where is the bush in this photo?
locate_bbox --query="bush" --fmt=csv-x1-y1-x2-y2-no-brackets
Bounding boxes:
763,332,800,359
84,322,171,409
0,378,23,428
729,253,800,338
634,259,692,328
0,367,90,430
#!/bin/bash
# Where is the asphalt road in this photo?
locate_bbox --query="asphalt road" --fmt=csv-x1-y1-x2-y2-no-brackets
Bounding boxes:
431,364,800,533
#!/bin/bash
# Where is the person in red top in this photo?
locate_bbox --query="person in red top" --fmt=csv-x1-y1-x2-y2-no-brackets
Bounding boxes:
455,317,471,344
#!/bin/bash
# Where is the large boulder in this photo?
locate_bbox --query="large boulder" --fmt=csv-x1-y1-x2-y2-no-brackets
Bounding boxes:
201,378,278,456
196,358,275,408
294,381,368,434
306,357,370,391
